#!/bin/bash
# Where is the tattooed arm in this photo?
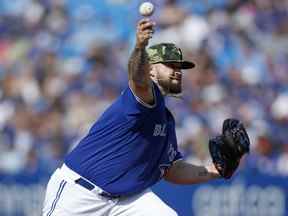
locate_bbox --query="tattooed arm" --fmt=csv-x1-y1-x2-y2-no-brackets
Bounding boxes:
128,19,155,105
163,160,220,184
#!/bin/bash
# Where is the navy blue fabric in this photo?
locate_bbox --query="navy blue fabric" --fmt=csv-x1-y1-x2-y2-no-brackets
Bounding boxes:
65,83,182,196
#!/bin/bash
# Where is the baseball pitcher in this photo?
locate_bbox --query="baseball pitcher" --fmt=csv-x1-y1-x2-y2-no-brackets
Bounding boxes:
42,18,250,216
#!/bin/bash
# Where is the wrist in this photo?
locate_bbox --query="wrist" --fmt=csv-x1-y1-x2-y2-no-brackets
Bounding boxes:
135,40,148,49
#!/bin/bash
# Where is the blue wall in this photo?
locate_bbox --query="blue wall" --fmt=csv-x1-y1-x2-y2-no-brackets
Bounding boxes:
153,173,288,216
0,173,287,216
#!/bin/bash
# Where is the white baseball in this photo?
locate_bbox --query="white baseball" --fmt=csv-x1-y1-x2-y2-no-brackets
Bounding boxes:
139,2,154,17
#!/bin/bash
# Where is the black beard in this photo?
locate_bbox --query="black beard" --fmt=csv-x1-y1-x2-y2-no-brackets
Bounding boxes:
158,78,182,95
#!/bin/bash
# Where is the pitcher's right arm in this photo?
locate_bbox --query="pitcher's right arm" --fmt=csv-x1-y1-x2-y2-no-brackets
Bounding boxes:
128,19,155,105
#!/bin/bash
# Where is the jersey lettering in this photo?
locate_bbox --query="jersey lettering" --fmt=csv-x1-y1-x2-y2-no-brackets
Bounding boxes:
153,124,166,136
168,143,177,162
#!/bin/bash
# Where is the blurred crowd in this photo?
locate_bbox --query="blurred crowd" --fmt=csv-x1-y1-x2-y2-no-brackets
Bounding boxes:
0,0,288,182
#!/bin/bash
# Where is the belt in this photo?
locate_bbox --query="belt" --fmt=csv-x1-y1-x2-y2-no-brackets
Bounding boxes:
74,177,120,199
60,164,120,199
75,178,95,191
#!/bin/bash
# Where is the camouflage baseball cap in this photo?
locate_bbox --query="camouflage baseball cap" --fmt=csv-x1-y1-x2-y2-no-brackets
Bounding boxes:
147,43,195,69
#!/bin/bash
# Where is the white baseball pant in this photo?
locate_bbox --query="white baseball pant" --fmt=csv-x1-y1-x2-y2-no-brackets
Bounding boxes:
42,164,178,216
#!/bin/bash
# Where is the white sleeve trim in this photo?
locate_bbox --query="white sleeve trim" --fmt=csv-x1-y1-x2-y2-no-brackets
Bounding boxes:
128,84,157,109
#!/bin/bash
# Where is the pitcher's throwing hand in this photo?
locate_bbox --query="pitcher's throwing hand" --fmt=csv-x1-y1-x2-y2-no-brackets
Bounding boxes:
136,19,155,48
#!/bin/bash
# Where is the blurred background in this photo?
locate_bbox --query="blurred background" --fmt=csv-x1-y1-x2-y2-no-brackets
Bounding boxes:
0,0,287,215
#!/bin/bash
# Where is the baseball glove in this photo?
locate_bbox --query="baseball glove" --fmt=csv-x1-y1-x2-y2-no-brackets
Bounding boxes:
209,118,250,179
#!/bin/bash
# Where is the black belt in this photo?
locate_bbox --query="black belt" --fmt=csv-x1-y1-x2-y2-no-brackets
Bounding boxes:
75,178,95,190
75,177,121,199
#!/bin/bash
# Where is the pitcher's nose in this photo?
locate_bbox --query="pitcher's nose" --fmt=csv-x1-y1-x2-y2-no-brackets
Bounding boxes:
174,71,182,79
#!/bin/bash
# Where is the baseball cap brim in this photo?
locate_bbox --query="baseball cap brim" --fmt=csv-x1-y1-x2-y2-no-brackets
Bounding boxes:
161,60,196,69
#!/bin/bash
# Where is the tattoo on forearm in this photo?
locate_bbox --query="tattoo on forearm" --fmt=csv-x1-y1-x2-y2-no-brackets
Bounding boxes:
128,47,149,85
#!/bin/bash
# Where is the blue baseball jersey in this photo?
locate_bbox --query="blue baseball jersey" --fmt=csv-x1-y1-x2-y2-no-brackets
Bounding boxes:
64,82,182,196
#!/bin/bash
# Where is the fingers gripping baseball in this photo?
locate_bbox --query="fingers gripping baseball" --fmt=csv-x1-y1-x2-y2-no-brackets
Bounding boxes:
136,19,155,48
